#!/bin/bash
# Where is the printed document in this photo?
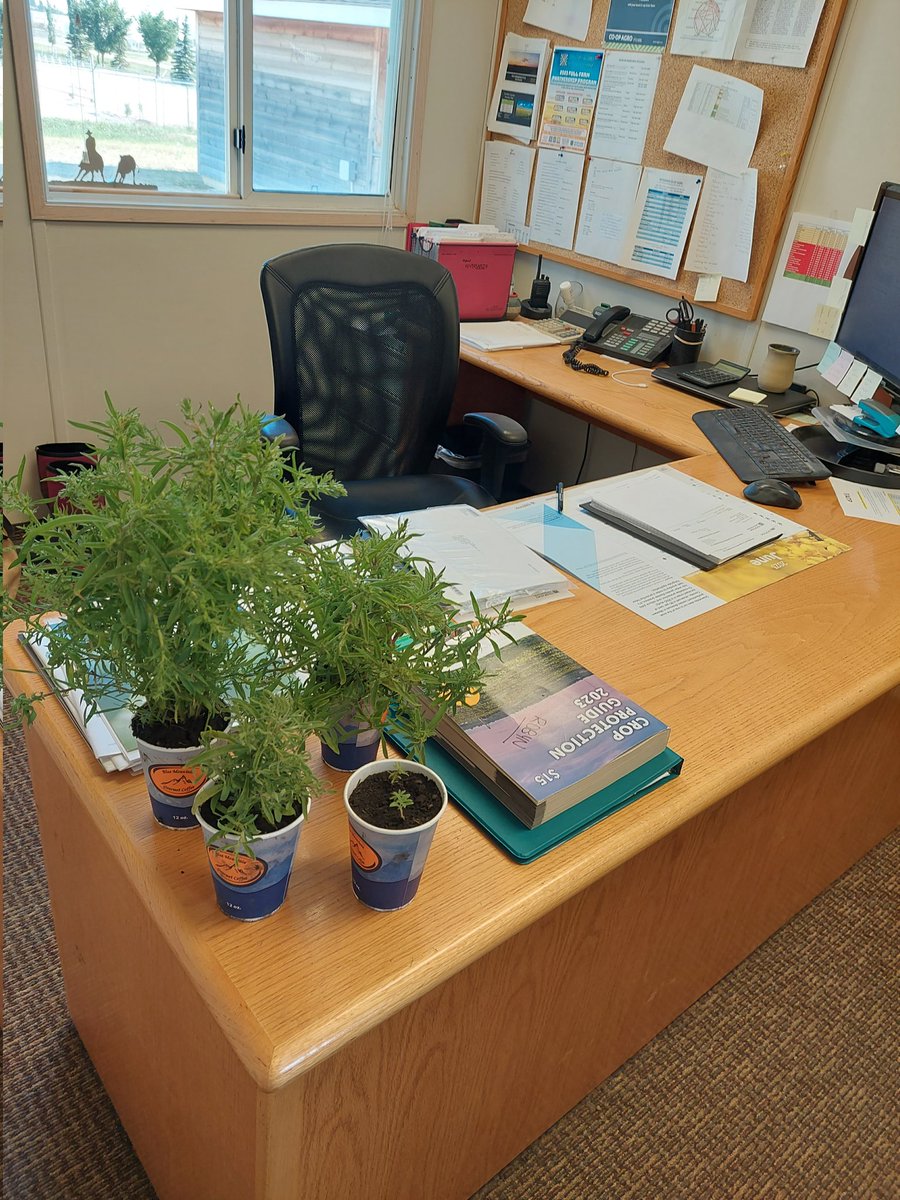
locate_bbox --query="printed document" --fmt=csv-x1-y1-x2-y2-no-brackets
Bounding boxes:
685,167,757,282
602,0,675,52
459,322,560,352
735,0,826,68
762,211,850,334
670,0,749,60
575,158,643,264
581,467,792,564
538,47,605,154
361,505,572,618
529,149,585,250
480,142,535,233
525,0,593,43
665,65,763,177
588,51,661,164
492,473,846,630
619,167,703,279
830,479,900,526
487,34,550,144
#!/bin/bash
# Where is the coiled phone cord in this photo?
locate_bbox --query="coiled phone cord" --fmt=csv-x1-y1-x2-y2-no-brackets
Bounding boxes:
563,344,609,377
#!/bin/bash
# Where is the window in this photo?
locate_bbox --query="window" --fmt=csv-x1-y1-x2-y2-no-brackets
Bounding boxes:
11,0,419,221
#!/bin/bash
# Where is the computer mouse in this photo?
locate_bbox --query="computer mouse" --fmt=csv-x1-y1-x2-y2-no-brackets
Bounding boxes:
742,478,803,509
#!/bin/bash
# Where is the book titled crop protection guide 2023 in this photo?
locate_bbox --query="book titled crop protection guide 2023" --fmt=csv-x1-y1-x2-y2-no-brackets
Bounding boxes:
426,625,670,829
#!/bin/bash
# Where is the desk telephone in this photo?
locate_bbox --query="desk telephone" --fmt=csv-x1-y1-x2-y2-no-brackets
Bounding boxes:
567,305,674,367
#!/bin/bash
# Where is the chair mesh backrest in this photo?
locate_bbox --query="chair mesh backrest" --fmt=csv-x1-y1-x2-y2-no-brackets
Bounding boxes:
261,246,460,480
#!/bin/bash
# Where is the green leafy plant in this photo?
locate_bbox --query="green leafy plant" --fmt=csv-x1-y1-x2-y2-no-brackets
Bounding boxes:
388,787,414,820
6,395,344,742
273,522,522,761
191,687,323,856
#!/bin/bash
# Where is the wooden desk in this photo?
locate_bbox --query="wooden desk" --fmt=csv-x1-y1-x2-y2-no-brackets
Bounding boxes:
6,456,899,1200
460,342,720,459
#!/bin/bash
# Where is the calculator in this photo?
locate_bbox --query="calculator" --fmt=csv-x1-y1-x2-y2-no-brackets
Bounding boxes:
677,360,751,388
526,317,586,344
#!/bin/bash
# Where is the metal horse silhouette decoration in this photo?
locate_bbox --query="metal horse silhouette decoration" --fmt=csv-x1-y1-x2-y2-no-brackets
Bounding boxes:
114,155,138,184
74,131,105,182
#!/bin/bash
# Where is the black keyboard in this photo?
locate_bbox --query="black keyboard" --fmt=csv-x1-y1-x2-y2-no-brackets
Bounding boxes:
692,408,831,483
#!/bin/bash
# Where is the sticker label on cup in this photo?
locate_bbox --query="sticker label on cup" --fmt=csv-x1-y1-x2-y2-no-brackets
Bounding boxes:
349,828,382,872
149,764,206,798
208,847,267,887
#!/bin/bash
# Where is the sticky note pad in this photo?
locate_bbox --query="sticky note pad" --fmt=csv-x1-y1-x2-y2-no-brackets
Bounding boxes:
730,387,767,404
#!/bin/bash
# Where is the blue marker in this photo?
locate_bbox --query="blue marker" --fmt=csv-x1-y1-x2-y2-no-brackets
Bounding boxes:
556,481,564,513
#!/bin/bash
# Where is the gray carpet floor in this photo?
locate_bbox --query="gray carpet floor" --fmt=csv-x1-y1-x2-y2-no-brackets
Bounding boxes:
3,714,898,1199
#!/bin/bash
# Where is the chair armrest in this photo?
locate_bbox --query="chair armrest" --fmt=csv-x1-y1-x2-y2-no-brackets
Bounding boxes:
462,411,528,448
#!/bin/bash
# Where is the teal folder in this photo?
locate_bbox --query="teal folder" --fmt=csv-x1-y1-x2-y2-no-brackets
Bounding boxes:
387,732,683,864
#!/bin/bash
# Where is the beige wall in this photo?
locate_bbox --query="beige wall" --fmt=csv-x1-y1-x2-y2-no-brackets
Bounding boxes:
4,0,900,493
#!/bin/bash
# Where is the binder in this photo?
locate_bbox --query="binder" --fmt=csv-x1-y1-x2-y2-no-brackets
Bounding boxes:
388,732,684,864
579,500,724,570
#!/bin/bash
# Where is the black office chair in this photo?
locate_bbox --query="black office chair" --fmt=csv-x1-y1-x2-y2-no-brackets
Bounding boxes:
259,244,528,537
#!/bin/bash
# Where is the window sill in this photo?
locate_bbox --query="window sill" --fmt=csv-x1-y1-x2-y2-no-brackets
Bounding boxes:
29,185,410,227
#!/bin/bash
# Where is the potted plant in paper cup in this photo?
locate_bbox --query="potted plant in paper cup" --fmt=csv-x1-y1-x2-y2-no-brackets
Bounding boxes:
343,758,449,911
6,395,342,828
280,524,521,772
191,687,324,920
277,524,521,909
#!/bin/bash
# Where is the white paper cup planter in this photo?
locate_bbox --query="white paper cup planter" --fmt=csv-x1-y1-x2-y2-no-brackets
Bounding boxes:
134,735,207,829
320,716,382,772
343,759,448,911
195,797,309,921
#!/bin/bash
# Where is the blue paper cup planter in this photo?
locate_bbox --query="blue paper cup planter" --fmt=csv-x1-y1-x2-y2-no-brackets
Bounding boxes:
320,717,382,772
134,736,206,829
343,760,448,912
196,802,309,921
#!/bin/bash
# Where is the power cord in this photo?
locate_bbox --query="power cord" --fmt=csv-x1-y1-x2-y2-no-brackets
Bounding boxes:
611,366,652,388
575,424,592,484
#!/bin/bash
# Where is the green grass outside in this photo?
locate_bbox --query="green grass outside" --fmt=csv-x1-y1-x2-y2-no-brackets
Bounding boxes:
43,116,201,174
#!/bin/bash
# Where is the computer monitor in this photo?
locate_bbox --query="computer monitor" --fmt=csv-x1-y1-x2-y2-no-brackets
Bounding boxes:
835,181,900,403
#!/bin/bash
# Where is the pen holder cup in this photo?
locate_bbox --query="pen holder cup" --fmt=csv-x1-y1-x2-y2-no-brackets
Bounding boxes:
669,329,705,367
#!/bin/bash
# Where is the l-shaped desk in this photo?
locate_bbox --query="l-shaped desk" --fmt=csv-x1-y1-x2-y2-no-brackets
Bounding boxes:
459,340,722,459
6,451,899,1200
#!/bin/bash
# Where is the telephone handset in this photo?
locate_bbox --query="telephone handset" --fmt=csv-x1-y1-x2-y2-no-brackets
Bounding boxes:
582,305,631,343
578,306,674,367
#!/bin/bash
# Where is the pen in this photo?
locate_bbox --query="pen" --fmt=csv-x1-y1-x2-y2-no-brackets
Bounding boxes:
556,481,564,513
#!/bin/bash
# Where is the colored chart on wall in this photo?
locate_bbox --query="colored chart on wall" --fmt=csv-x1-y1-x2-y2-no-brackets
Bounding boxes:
762,210,851,334
782,221,848,286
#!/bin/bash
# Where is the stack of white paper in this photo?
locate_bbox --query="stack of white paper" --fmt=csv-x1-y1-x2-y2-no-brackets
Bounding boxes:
460,322,561,352
415,225,517,244
361,505,572,617
21,623,141,772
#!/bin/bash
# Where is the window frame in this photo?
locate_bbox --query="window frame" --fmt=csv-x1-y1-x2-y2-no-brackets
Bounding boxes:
9,0,429,225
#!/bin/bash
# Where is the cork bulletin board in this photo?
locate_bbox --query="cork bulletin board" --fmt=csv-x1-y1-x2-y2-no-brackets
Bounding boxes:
482,0,849,319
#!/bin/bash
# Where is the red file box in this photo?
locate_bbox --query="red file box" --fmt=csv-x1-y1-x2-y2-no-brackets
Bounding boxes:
407,224,517,320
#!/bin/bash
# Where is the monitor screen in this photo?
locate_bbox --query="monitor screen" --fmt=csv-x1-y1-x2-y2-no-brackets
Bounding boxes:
835,182,900,399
